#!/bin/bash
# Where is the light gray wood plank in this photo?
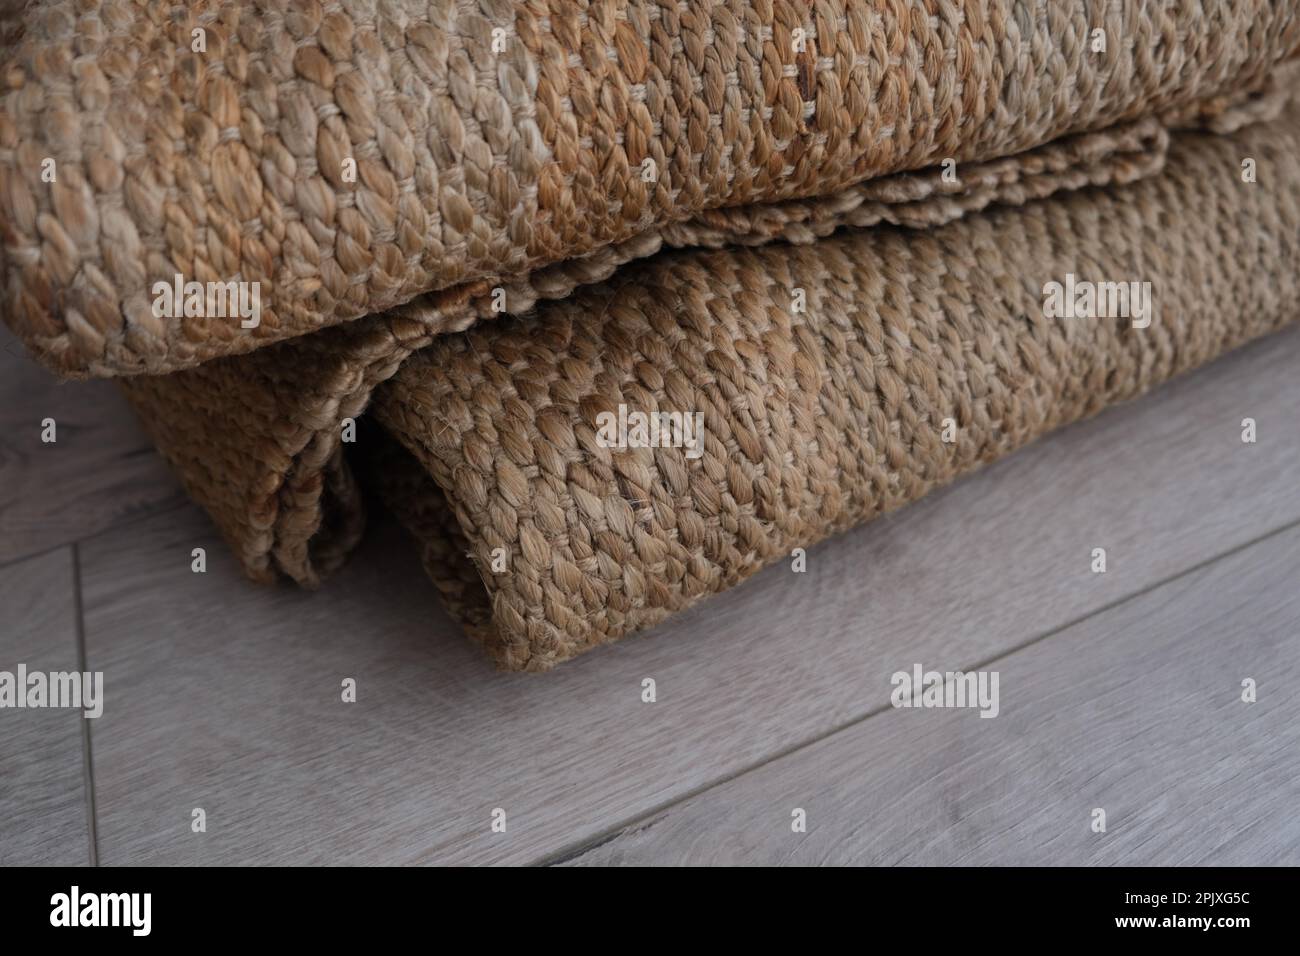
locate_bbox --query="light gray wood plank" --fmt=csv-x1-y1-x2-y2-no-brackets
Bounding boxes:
0,547,92,865
0,325,185,566
563,524,1300,866
82,325,1300,865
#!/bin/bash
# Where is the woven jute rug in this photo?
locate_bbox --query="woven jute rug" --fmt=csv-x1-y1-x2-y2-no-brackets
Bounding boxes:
3,1,1299,670
1,0,1297,375
116,97,1300,669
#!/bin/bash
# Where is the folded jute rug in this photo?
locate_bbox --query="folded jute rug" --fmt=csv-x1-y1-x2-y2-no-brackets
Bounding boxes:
2,1,1298,670
115,96,1300,670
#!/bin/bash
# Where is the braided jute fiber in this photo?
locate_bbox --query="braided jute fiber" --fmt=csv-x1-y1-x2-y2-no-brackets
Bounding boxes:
367,104,1300,669
3,1,1298,377
115,105,1214,588
121,100,1300,670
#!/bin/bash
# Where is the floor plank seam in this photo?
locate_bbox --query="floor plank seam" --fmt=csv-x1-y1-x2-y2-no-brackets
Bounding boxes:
0,498,193,575
72,542,100,867
537,514,1300,866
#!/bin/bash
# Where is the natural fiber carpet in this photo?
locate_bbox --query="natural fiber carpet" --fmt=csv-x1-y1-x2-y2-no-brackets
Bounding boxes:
119,99,1300,669
2,1,1298,670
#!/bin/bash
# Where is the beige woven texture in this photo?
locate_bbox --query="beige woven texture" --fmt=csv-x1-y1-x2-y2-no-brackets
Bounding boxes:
121,100,1300,669
116,109,1179,587
2,0,1297,376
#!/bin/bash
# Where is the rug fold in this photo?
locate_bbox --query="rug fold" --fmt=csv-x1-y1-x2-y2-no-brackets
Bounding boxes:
120,100,1300,669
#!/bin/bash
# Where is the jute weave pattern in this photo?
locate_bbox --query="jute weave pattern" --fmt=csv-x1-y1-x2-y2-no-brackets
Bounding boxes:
2,0,1297,376
121,101,1300,669
114,102,1215,589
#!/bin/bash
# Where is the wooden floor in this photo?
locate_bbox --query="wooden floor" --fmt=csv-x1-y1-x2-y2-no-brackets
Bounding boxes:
2,322,1298,866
